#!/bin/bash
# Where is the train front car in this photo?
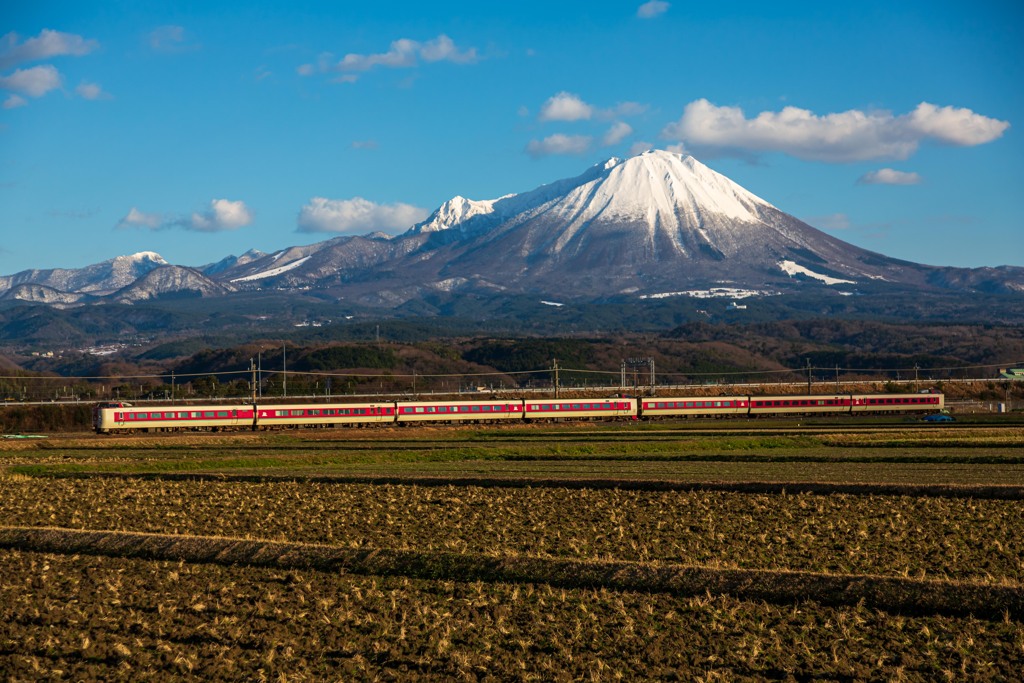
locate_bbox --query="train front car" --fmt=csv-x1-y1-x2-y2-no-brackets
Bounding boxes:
93,403,255,433
850,393,944,414
639,396,749,419
748,395,853,416
254,402,396,428
524,398,637,421
395,399,525,423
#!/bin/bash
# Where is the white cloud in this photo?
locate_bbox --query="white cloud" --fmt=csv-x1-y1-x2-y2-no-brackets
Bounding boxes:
75,81,108,100
0,64,62,97
857,168,922,185
189,199,253,232
296,63,315,76
116,200,253,232
629,141,654,156
538,92,647,122
351,139,378,150
637,1,670,19
116,207,162,230
906,102,1008,146
525,134,593,158
804,213,851,230
0,29,99,70
602,121,633,146
323,34,477,74
149,25,199,53
662,99,1010,162
419,35,476,64
297,197,428,234
2,94,26,109
539,92,593,122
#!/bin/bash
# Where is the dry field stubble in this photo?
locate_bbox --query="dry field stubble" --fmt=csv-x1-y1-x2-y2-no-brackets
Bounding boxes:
2,421,1024,678
2,549,1022,681
1,477,1022,583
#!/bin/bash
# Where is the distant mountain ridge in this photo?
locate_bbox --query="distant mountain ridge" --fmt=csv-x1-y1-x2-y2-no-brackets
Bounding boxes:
2,151,1022,310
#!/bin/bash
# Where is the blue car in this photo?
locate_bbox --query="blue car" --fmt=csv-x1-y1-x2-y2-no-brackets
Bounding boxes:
923,413,955,423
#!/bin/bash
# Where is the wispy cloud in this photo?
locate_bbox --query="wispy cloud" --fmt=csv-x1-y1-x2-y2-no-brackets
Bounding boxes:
297,197,428,234
0,29,98,70
662,99,1010,162
117,199,253,232
351,139,378,150
149,25,200,53
526,134,593,158
857,168,922,185
75,81,109,100
602,121,633,146
299,34,477,83
637,1,670,19
2,94,26,109
804,213,851,231
0,64,62,97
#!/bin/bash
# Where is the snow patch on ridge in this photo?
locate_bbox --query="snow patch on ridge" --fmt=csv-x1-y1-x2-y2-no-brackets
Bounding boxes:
230,257,310,282
778,260,856,285
640,287,771,300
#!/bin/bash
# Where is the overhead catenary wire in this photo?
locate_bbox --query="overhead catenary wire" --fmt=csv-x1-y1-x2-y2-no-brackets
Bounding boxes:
0,361,1015,384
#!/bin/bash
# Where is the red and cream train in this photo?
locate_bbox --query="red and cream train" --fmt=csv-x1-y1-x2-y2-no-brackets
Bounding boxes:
92,392,944,433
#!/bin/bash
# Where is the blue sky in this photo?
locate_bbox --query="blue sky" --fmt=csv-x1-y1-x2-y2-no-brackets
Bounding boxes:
2,1,1021,273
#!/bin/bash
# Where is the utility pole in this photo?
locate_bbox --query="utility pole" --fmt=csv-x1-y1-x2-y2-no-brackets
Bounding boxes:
171,371,175,403
249,358,258,431
806,358,812,394
649,357,656,394
552,358,560,399
258,352,262,399
835,365,839,392
283,344,287,398
250,359,257,405
620,360,626,390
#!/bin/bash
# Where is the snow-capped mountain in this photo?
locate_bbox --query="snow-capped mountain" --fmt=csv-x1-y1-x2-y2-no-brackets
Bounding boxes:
111,266,234,303
373,150,960,297
2,150,1022,310
0,251,168,296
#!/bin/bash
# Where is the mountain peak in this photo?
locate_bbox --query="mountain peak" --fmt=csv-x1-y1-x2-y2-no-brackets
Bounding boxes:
122,251,167,264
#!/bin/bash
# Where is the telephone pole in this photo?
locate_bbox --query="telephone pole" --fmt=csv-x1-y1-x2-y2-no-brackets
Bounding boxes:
806,358,812,394
282,344,287,398
552,359,560,399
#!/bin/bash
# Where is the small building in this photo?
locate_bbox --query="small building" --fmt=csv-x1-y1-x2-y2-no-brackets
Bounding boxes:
999,367,1024,380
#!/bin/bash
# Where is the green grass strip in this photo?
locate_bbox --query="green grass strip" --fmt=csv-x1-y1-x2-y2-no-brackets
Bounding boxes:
2,526,1020,621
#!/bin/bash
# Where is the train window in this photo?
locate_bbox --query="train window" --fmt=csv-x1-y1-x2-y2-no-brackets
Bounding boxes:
481,405,491,412
714,402,722,407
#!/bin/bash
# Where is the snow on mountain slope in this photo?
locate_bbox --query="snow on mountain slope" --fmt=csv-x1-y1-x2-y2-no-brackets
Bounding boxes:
0,252,168,296
779,260,856,285
230,256,311,282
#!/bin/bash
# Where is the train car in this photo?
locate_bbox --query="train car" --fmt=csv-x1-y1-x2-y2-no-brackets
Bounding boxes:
524,398,637,421
850,393,944,413
748,395,853,415
93,402,254,433
395,399,524,423
255,402,396,428
639,396,749,418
